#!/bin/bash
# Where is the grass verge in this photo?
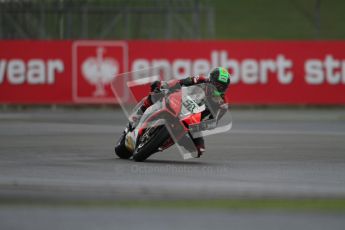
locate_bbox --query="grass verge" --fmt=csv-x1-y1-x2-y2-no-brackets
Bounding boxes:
1,199,345,212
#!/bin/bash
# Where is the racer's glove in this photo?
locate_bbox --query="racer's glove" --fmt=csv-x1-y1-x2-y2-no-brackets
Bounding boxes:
150,80,162,93
160,81,181,93
151,80,181,94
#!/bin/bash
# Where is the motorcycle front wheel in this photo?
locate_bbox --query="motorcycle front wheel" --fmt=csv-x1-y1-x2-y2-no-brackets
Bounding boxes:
114,132,133,159
132,126,170,162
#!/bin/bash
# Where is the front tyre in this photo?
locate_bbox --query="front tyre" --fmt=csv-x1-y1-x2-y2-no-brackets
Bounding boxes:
114,132,132,159
133,126,170,162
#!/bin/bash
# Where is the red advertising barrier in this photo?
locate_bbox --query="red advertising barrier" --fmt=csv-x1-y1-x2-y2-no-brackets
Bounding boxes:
1,40,345,105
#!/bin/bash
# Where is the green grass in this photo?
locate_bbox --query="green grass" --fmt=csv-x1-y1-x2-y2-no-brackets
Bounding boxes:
3,0,344,39
213,0,345,39
2,199,345,212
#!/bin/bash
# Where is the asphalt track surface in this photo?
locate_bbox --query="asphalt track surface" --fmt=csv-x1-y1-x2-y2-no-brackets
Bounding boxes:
1,108,345,229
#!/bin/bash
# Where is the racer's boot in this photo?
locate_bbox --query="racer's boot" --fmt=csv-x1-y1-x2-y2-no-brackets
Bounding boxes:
178,134,205,157
192,137,205,157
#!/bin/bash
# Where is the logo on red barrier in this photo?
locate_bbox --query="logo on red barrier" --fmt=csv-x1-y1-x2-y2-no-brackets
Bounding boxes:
72,41,127,103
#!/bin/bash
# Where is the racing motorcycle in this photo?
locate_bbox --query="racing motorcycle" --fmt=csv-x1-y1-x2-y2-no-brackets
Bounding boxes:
114,83,222,162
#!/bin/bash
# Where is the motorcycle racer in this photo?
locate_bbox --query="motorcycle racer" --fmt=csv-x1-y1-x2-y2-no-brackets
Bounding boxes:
130,67,231,157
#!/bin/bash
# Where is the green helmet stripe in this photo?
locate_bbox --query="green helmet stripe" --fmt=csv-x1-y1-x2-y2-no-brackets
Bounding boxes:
218,67,229,83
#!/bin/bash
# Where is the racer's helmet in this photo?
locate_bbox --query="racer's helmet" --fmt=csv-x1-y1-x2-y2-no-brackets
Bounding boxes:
208,67,230,96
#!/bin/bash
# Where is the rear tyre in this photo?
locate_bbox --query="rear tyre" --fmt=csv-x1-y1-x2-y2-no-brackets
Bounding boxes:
133,126,170,162
114,132,132,159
